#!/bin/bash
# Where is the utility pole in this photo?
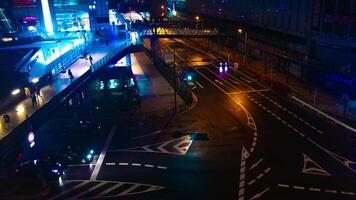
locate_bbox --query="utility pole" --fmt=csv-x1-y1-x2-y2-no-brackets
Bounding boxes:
173,46,177,113
244,31,248,64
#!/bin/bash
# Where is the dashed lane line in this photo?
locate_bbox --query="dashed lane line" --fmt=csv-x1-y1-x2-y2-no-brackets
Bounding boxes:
278,184,356,197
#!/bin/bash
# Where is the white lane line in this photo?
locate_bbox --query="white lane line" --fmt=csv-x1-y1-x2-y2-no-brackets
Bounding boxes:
90,125,117,181
132,163,142,167
105,163,116,166
249,158,263,171
215,79,224,85
247,179,256,185
309,188,321,192
325,189,338,194
195,81,204,89
144,164,154,168
119,162,129,166
157,166,167,170
278,184,290,188
293,186,305,190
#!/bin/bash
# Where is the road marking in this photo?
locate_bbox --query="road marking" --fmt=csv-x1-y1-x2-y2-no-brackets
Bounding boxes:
48,181,90,200
325,189,337,194
132,163,142,167
195,81,204,89
309,188,321,192
293,186,305,190
144,164,154,168
278,184,290,188
214,79,224,85
247,167,271,186
119,162,129,166
249,158,263,171
120,184,141,195
238,146,250,200
71,182,107,199
240,76,252,83
97,182,125,197
157,165,167,170
105,163,116,166
119,135,193,156
90,125,117,181
302,153,331,176
249,188,270,200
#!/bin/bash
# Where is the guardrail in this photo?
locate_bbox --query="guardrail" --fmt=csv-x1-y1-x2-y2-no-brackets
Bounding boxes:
291,95,356,134
0,42,139,166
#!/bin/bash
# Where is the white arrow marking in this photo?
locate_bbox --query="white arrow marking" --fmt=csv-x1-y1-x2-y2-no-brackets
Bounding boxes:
249,188,270,200
302,153,331,176
157,141,171,153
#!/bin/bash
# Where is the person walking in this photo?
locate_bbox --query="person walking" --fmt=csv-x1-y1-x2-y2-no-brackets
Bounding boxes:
68,69,74,81
3,113,11,130
105,39,109,47
36,87,42,99
89,55,93,66
31,93,37,107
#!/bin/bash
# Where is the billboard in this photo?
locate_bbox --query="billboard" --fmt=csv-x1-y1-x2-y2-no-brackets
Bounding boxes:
13,0,36,7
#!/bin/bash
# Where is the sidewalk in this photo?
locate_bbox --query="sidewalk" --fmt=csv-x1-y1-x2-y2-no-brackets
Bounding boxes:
188,38,356,123
0,39,127,140
130,52,185,137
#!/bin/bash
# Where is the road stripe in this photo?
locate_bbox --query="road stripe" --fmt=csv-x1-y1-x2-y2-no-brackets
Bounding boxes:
90,125,117,181
97,182,125,197
278,184,290,188
293,186,305,190
195,81,204,89
132,163,142,167
309,188,321,192
71,182,107,199
157,166,167,170
119,162,128,166
48,181,89,200
119,184,141,195
105,163,115,166
144,164,154,168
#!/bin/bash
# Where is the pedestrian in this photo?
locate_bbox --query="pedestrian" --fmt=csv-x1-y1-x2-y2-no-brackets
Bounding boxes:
24,87,30,98
31,93,37,107
36,87,42,99
105,39,109,47
3,113,11,129
68,69,74,81
89,55,93,66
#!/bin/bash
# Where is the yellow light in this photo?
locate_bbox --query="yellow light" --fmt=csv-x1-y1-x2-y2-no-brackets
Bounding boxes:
238,29,243,34
16,105,25,114
172,10,177,16
195,16,200,21
11,89,20,95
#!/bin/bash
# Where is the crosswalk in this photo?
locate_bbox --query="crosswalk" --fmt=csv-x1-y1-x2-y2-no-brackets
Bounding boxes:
45,180,164,200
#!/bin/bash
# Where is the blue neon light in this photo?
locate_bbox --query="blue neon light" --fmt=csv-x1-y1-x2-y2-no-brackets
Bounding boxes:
41,0,53,35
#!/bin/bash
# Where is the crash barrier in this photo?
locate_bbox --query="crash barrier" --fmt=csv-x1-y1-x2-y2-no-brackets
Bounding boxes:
291,95,356,134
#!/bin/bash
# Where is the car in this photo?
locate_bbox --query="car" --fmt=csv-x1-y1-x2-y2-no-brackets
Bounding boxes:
215,58,228,73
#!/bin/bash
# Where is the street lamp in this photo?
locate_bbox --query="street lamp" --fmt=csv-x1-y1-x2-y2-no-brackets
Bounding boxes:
195,16,200,21
238,28,248,64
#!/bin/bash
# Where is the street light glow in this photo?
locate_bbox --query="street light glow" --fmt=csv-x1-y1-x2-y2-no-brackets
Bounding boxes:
11,89,20,95
238,29,243,34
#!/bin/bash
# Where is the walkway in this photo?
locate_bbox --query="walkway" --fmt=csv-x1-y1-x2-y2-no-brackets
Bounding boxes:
130,52,185,137
0,38,128,140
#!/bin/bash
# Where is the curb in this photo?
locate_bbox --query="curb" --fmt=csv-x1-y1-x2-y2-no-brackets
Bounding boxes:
177,91,198,116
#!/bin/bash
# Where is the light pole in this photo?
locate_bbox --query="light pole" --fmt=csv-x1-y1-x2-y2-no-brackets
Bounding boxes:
238,28,248,64
173,46,177,113
88,4,96,32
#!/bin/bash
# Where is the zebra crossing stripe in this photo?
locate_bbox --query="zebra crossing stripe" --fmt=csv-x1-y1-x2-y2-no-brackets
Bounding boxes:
71,182,106,199
97,182,125,197
48,181,90,200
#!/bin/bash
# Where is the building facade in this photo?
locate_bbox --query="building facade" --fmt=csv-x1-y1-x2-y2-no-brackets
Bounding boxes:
185,0,356,95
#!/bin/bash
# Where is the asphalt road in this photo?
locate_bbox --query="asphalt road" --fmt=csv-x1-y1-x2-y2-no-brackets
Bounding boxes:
11,38,356,200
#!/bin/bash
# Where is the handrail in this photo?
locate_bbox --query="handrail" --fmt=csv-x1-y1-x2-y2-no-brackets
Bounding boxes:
291,95,356,133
